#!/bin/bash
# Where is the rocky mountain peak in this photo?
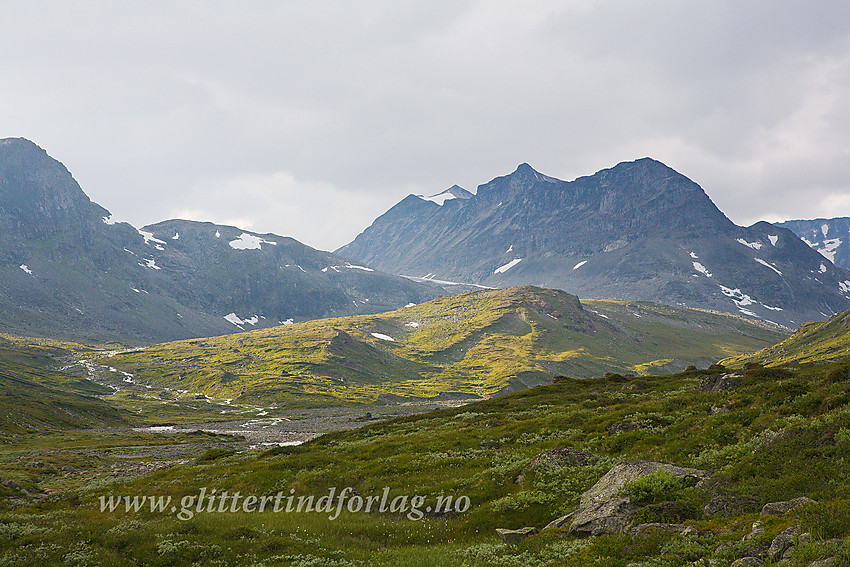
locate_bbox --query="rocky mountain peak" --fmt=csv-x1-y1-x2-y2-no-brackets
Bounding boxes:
0,138,108,238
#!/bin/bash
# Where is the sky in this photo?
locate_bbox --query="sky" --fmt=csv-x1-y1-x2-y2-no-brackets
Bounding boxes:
2,1,850,252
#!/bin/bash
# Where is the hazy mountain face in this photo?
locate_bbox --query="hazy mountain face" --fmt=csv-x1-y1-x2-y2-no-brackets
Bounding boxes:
338,159,850,327
0,138,443,343
776,217,850,271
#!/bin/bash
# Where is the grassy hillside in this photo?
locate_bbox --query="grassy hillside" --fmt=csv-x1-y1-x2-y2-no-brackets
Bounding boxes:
0,335,127,432
3,360,850,566
724,308,850,367
104,286,788,406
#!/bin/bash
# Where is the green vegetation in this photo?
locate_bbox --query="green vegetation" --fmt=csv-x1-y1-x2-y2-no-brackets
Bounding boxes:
104,286,787,406
3,357,850,565
725,307,850,367
0,334,127,431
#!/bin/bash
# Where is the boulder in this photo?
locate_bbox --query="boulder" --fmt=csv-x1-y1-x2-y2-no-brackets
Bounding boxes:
699,372,742,392
578,461,708,509
629,523,687,537
607,421,645,435
742,520,764,541
568,460,708,537
570,497,639,537
495,526,537,544
542,512,574,531
809,558,838,567
760,496,817,516
704,490,761,517
768,525,798,562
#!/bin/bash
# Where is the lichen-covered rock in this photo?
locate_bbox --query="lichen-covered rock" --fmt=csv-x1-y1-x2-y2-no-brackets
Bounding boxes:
495,526,538,544
768,525,798,561
578,460,708,509
629,523,687,537
742,520,764,541
699,372,742,392
703,490,761,517
808,557,838,567
567,460,708,537
570,497,639,536
542,512,574,531
760,496,817,516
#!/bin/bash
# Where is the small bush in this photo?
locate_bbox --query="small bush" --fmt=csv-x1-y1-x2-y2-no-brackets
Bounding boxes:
622,470,689,505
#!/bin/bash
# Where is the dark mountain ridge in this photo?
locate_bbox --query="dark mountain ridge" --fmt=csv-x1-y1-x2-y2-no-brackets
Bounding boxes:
338,159,850,327
0,138,443,343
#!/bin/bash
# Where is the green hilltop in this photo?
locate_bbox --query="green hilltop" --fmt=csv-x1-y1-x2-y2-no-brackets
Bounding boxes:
724,307,850,367
103,286,788,406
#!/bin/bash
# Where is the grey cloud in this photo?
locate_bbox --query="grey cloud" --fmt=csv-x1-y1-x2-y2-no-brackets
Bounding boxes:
1,1,848,250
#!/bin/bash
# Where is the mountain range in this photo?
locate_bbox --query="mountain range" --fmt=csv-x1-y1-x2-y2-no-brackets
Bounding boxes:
0,138,443,343
338,159,850,328
776,216,850,271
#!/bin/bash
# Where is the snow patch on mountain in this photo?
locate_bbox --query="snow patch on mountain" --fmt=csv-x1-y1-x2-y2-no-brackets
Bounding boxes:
138,229,167,246
693,262,712,277
229,233,277,250
768,235,779,246
371,332,395,341
755,258,782,276
19,264,32,275
573,260,588,270
140,258,162,270
818,238,841,262
719,285,755,308
224,313,259,327
495,258,523,274
736,238,763,250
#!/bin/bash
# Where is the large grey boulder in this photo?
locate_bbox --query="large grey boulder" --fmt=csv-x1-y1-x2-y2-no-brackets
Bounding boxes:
570,497,640,536
568,460,708,537
578,461,707,509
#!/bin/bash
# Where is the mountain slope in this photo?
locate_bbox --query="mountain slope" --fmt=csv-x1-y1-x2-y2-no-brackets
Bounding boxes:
103,286,788,406
0,138,443,343
0,335,126,431
337,159,850,327
776,216,850,270
724,306,850,367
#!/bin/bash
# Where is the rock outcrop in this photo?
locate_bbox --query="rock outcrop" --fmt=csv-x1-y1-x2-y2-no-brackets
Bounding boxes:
567,460,708,537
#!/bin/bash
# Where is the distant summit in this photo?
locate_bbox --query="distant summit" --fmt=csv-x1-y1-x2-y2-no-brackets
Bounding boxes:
0,138,443,342
776,217,850,270
337,159,850,327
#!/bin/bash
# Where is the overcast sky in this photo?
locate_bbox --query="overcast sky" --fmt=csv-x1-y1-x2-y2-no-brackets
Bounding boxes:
2,1,849,251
